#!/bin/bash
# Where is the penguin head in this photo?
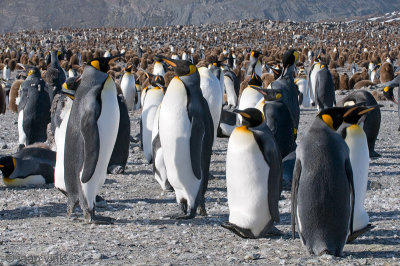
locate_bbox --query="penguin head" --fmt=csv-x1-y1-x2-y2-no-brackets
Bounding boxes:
282,49,299,69
251,86,283,102
250,50,261,59
88,53,124,73
248,71,262,86
317,107,349,130
125,65,134,73
157,55,197,77
0,156,15,178
62,76,81,99
342,105,376,125
151,75,165,88
234,108,264,128
383,86,397,104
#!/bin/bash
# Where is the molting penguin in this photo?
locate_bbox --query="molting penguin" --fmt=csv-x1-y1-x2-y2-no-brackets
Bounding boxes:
107,94,130,174
141,73,165,163
292,107,369,256
222,108,282,238
54,77,80,195
120,65,136,111
0,145,56,186
64,55,121,224
158,56,214,219
314,62,336,111
198,66,223,144
337,90,381,158
270,49,300,136
224,69,240,108
337,106,376,242
17,66,51,148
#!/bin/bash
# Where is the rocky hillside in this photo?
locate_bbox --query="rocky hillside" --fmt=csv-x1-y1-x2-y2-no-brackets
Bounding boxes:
1,0,400,33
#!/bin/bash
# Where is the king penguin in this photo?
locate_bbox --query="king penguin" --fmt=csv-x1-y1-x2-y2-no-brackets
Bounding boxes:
337,90,381,158
308,60,322,106
152,55,166,77
270,49,300,137
238,71,263,112
224,69,240,108
381,76,400,130
46,50,66,102
120,65,136,111
246,50,262,77
0,145,56,186
64,55,121,224
314,62,336,111
198,66,223,144
222,108,282,238
17,66,51,148
141,73,165,163
337,106,376,242
291,106,372,256
158,56,214,218
54,77,80,194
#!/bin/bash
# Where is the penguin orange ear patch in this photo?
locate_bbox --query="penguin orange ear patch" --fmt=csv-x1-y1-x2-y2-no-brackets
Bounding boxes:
162,59,177,67
293,51,299,62
187,65,197,76
0,165,4,168
276,93,282,99
358,107,375,115
12,158,16,168
384,86,390,92
91,60,100,71
240,112,251,119
321,114,334,129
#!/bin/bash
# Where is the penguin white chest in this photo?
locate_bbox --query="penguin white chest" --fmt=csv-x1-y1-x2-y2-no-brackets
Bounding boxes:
239,86,264,110
17,110,26,145
120,73,136,111
159,78,200,207
345,125,370,231
81,77,120,209
224,76,237,107
226,126,271,237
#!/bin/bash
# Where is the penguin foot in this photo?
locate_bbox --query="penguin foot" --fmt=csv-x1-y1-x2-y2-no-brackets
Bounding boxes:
166,213,195,220
197,206,207,217
17,144,25,152
263,225,283,237
221,222,255,239
347,224,374,243
398,125,400,132
95,195,107,208
369,150,381,158
107,165,125,174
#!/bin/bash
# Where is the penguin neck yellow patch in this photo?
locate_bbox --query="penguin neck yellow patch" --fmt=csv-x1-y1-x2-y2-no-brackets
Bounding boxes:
185,65,197,76
12,157,16,168
62,83,68,90
293,51,299,62
91,60,100,71
321,114,334,129
236,125,250,133
28,70,35,76
3,177,15,185
276,93,282,99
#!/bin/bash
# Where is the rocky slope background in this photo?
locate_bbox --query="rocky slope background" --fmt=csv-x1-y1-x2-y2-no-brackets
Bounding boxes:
1,0,400,34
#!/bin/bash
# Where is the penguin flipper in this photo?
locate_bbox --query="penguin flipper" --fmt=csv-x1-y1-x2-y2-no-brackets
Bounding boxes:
17,85,29,111
291,158,302,239
345,158,355,235
80,98,100,183
190,117,205,181
8,158,38,179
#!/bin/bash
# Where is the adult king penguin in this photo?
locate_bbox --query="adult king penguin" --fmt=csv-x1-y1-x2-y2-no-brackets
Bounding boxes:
270,49,300,136
381,76,400,130
246,51,262,77
17,66,51,148
64,55,122,224
314,62,336,111
222,108,282,238
338,106,376,242
292,106,373,256
120,65,136,111
158,55,214,219
46,50,66,102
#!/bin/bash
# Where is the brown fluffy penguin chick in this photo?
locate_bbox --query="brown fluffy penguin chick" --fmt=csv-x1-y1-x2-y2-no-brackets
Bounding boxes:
9,79,23,112
353,80,375,90
380,62,394,83
349,68,369,89
339,73,350,90
330,69,340,90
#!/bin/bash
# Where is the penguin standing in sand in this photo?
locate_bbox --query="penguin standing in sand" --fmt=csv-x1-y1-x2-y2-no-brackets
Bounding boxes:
17,66,51,148
222,108,282,238
64,55,121,224
158,56,214,219
292,106,374,256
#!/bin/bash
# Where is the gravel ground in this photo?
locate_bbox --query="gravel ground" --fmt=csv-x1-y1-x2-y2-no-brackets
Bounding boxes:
0,89,400,265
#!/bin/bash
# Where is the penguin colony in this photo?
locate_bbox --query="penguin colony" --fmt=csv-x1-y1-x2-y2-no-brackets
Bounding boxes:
0,17,399,259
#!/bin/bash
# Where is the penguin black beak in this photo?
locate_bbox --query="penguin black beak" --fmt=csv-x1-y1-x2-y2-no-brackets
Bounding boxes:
249,85,267,96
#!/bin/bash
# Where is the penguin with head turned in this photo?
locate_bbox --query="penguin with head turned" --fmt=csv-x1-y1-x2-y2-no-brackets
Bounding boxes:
64,54,122,224
246,50,262,77
292,106,374,256
120,64,136,111
17,65,51,149
337,90,381,158
222,108,282,238
0,144,56,187
253,86,295,159
270,49,300,137
337,105,376,243
157,55,214,219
